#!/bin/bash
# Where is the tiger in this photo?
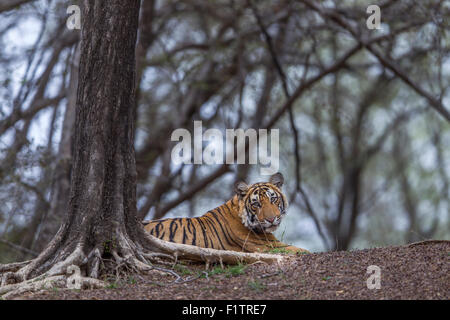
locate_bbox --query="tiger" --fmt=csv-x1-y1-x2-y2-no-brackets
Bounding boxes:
143,172,309,254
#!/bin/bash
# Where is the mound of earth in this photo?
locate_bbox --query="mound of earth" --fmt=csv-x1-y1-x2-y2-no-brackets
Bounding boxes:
17,241,449,300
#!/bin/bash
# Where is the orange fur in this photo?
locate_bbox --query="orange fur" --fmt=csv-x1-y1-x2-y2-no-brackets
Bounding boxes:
144,174,309,254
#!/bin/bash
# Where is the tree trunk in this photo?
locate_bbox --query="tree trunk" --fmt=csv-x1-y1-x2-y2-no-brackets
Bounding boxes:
1,0,143,285
63,0,143,271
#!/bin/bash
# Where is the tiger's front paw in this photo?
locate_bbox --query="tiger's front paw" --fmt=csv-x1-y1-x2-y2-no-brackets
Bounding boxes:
285,245,310,255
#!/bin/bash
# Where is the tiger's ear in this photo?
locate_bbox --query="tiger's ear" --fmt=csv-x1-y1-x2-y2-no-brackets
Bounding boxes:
234,181,249,198
269,172,284,188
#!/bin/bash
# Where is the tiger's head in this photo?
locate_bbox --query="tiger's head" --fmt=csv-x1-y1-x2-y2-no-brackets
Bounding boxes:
235,172,288,233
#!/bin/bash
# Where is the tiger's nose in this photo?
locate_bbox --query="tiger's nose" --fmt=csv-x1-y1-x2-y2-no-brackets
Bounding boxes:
265,217,275,223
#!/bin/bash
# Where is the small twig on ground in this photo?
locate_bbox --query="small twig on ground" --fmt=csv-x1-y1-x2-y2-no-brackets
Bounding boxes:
260,270,284,279
407,240,450,247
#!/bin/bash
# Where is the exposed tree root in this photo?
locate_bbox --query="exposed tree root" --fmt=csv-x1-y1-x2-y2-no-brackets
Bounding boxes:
0,260,31,274
0,231,285,299
143,233,285,266
0,275,67,299
0,274,106,300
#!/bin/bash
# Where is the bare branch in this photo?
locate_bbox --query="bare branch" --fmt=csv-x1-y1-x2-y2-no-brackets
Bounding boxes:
0,0,34,13
153,164,232,219
298,0,450,121
0,239,38,257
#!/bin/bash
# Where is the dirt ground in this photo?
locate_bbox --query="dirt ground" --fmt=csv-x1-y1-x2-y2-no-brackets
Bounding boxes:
17,241,449,300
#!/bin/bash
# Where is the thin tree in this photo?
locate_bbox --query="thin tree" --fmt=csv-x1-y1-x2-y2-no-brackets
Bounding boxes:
0,0,281,299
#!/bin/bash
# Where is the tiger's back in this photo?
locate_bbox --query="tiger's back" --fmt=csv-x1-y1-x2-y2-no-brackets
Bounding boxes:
144,197,281,252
